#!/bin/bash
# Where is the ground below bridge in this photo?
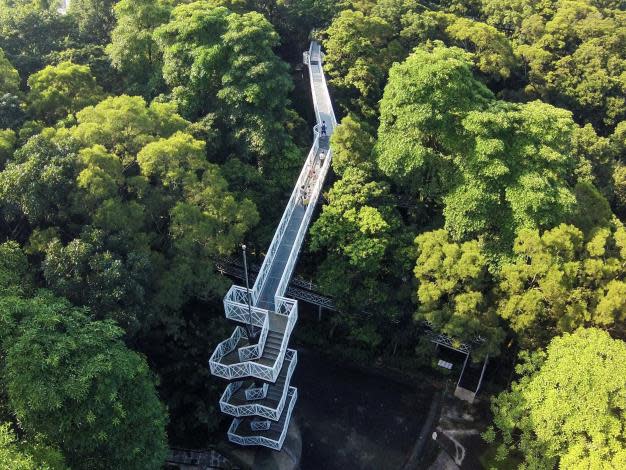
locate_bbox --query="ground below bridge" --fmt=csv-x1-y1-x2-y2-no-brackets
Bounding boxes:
293,349,437,470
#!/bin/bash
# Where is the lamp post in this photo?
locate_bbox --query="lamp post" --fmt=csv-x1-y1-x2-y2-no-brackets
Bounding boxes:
242,244,255,340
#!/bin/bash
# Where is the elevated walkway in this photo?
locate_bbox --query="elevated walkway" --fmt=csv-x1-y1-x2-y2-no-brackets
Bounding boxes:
209,41,336,451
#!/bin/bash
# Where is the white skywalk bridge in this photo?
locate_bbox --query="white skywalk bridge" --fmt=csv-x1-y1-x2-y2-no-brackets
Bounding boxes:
209,41,336,451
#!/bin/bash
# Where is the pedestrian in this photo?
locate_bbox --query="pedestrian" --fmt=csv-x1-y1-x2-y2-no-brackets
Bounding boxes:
321,121,327,136
300,184,305,205
319,151,325,167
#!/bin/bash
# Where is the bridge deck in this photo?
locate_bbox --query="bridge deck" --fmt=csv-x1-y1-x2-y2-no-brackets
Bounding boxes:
214,41,335,451
256,140,330,311
254,42,334,312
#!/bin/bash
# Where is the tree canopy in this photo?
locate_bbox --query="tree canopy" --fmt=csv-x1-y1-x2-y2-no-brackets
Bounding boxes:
154,1,299,176
0,1,73,79
0,292,168,470
486,328,626,468
316,1,625,371
27,61,105,124
481,0,626,133
1,95,258,334
498,223,626,348
106,0,172,96
0,47,19,94
0,423,66,470
414,230,504,359
377,45,582,250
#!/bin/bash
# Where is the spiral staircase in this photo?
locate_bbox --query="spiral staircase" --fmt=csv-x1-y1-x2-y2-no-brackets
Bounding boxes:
209,41,336,451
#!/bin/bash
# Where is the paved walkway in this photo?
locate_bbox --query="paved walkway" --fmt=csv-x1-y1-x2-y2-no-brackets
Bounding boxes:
253,41,335,312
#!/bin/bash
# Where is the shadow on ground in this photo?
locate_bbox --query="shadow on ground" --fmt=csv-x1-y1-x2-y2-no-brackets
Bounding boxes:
293,350,437,470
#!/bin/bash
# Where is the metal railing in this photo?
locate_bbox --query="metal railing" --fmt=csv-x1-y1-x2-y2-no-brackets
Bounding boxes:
273,43,336,301
209,298,298,383
274,147,332,299
252,133,320,303
227,387,298,450
219,350,298,420
211,41,333,451
224,286,268,327
238,313,269,362
307,42,337,128
245,383,269,401
209,327,275,381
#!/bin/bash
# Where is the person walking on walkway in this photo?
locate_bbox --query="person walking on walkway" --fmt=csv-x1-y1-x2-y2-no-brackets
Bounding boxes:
321,121,327,136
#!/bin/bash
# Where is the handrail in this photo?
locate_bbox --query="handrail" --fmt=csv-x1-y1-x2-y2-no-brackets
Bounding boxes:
237,313,269,362
273,43,335,301
224,285,268,327
227,387,298,450
211,41,334,451
209,327,276,381
308,42,322,125
252,41,334,306
251,134,320,304
308,42,337,128
219,350,298,420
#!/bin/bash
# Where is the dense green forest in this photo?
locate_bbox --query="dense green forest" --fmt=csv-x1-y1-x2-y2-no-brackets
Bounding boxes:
0,0,625,468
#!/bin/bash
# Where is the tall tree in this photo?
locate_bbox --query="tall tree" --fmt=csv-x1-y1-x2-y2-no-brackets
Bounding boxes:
323,9,399,117
0,47,19,94
414,230,504,359
0,47,24,130
68,0,117,44
377,45,582,251
485,328,626,468
0,133,77,227
376,45,492,201
0,129,15,167
482,0,626,133
498,223,626,348
310,167,412,321
27,62,104,124
401,11,519,84
155,1,299,178
0,423,66,470
0,1,73,79
329,113,376,176
0,292,168,470
106,0,173,96
444,100,578,246
0,241,32,296
1,95,259,335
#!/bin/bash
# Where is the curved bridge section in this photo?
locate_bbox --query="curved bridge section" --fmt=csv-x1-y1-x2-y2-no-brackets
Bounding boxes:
209,41,336,451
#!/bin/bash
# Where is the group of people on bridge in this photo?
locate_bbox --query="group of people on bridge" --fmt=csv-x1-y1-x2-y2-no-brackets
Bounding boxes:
299,121,328,206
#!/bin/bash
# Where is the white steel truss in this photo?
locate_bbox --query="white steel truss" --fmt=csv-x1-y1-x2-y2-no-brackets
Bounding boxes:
216,259,338,310
209,41,336,451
